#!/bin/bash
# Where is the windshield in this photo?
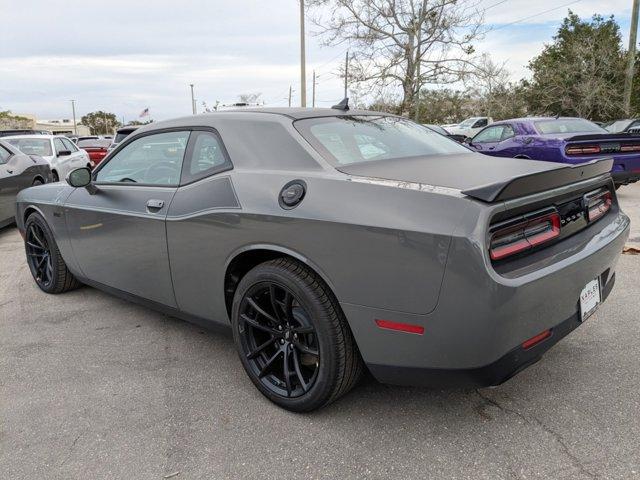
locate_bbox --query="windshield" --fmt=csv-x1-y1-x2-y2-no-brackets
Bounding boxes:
295,116,469,166
605,120,632,133
6,138,52,156
534,119,605,134
459,117,480,127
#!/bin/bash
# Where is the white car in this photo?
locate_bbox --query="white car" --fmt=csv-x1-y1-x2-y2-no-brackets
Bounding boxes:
3,135,90,182
446,117,493,138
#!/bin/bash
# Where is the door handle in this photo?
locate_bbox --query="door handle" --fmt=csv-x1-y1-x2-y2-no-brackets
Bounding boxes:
146,199,165,210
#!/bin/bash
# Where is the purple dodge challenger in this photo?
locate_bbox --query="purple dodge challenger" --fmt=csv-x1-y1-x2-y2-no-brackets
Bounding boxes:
467,117,640,187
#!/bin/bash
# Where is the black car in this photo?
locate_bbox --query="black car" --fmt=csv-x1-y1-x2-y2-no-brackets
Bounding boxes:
0,140,51,228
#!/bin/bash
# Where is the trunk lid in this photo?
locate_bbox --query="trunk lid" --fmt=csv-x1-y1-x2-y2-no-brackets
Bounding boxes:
338,153,613,202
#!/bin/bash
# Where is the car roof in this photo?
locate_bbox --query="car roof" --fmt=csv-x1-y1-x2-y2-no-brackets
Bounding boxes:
1,134,58,140
208,107,392,120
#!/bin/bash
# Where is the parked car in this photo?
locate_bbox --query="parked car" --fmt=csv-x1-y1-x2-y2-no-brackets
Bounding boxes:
466,117,640,187
3,135,91,182
424,124,468,143
15,108,628,411
77,138,112,168
603,118,640,133
445,116,492,137
0,140,51,228
108,125,139,152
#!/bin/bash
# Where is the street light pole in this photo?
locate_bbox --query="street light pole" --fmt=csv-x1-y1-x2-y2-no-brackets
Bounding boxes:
300,0,307,107
190,84,197,115
624,0,640,115
344,50,349,99
70,100,77,135
312,70,316,108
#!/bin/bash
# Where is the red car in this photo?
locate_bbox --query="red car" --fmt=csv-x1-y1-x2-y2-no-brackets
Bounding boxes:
78,138,112,168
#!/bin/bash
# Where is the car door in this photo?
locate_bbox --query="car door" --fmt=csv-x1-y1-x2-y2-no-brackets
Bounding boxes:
53,137,74,179
64,130,191,307
469,125,505,153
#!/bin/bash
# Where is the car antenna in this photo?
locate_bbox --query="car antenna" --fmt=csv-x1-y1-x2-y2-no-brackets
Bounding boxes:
331,97,350,111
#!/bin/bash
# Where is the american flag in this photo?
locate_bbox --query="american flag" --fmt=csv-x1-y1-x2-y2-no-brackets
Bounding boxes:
139,107,150,118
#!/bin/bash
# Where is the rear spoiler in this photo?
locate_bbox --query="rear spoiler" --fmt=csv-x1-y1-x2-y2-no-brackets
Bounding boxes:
462,158,613,203
565,133,640,142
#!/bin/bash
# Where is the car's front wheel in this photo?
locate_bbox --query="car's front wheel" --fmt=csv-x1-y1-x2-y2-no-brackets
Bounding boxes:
24,213,82,294
231,258,363,412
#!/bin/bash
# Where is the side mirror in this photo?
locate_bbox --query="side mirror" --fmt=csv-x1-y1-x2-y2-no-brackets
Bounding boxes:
57,150,72,157
66,167,94,190
464,137,473,145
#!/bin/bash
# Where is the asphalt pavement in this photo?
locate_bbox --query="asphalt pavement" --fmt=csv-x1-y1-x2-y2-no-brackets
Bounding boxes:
1,184,639,480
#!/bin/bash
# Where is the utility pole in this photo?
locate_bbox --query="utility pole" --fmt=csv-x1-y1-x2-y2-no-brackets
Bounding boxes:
300,0,307,107
312,70,316,108
190,84,197,114
102,112,108,135
70,100,77,135
624,0,640,115
288,85,293,107
344,50,349,99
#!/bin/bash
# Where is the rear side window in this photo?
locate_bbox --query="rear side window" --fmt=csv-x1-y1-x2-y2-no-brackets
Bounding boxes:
181,130,232,184
54,138,66,154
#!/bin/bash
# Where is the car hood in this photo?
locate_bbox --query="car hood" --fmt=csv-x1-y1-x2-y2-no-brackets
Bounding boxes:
337,153,563,192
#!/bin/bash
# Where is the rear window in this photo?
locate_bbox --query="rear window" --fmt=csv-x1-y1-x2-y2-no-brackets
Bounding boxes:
294,115,468,166
534,119,605,135
115,131,135,143
6,138,52,156
78,139,112,148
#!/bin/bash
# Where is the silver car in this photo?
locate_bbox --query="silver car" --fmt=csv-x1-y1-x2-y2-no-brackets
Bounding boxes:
4,134,90,182
14,107,629,411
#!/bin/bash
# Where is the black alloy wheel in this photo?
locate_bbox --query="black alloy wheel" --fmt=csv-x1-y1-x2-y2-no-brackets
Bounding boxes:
238,281,320,398
232,258,363,412
26,222,53,288
24,213,81,294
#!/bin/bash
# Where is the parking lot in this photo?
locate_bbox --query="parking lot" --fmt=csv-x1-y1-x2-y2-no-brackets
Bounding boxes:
0,185,638,480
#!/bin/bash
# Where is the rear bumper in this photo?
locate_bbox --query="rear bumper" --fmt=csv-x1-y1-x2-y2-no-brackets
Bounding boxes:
343,210,629,388
367,272,616,387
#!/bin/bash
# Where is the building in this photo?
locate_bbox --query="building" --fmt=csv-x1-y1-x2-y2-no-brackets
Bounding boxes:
1,113,90,136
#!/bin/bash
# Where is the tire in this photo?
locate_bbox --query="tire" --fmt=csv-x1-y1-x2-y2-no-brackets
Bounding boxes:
52,171,59,182
24,212,82,294
32,178,44,186
231,258,363,412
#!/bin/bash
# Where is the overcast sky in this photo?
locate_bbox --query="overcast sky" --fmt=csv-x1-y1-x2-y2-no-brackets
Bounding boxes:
0,0,634,122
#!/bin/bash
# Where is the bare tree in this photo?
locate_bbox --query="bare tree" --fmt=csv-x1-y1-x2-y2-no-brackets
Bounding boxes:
467,53,509,118
309,0,486,115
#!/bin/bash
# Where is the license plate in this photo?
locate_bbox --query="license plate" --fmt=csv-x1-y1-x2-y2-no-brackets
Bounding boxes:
580,278,601,321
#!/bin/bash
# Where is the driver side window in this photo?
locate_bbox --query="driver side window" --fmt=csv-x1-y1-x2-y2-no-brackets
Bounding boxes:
95,131,190,185
0,145,11,164
473,126,504,144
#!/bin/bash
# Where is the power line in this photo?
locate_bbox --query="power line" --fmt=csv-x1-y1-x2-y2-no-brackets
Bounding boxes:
489,0,581,31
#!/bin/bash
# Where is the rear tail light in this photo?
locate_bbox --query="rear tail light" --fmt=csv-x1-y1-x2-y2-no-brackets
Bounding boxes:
566,145,601,155
489,210,561,261
585,189,612,222
619,144,640,152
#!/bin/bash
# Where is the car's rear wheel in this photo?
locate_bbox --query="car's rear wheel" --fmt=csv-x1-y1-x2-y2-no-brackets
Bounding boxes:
51,171,59,182
24,213,81,294
231,258,363,412
32,178,44,186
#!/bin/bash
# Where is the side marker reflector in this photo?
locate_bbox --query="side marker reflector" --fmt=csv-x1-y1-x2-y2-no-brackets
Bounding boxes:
522,329,552,350
375,319,424,335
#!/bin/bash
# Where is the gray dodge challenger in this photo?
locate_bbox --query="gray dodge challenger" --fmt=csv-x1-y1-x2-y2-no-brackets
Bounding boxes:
1,139,51,228
15,106,629,411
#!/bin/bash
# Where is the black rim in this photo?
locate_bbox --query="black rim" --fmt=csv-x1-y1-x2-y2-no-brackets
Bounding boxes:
26,223,53,287
238,282,320,398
